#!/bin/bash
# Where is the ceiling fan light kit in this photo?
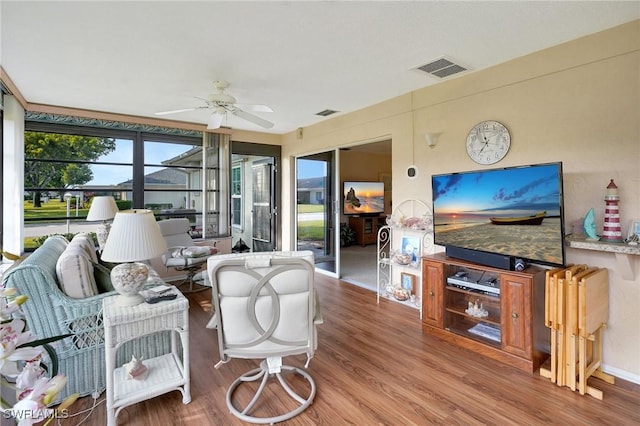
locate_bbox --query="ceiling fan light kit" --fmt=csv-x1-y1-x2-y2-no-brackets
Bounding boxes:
207,113,224,130
155,80,275,129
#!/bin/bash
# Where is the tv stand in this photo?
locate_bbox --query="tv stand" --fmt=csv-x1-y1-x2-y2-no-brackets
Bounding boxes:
349,215,384,246
422,252,549,372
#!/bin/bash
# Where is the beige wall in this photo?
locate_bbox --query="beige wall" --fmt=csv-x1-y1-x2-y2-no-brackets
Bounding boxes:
280,21,640,383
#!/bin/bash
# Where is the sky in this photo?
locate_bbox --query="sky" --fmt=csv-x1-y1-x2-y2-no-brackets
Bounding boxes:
89,141,327,185
297,159,326,179
87,139,199,186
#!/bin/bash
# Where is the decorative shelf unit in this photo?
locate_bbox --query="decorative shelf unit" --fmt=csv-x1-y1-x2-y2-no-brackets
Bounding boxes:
565,235,640,280
377,200,434,319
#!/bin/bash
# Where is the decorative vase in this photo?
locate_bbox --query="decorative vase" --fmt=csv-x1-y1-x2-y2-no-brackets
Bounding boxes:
110,262,149,306
96,222,111,251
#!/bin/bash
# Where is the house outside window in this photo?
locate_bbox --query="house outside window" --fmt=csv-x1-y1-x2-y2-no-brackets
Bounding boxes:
231,163,243,228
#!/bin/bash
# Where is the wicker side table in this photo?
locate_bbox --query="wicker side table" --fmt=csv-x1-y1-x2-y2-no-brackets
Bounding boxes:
103,288,190,426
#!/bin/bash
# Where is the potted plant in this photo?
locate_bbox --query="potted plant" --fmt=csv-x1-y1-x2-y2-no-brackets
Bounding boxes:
340,223,355,247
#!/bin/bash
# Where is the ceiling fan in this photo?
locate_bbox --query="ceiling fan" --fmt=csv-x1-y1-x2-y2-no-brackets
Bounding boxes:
154,80,274,129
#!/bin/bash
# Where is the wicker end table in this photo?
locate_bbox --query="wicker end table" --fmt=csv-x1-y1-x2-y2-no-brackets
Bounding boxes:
103,287,190,426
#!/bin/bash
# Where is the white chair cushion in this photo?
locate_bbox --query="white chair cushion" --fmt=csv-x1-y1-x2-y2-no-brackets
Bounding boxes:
208,251,316,354
56,246,99,298
157,218,193,247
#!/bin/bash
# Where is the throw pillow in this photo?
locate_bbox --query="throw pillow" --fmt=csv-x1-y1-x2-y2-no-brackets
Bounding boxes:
56,246,99,298
70,233,99,264
93,263,115,293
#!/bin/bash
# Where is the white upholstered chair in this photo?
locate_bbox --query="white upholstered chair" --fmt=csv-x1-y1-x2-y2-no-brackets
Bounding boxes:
157,218,217,293
207,251,322,424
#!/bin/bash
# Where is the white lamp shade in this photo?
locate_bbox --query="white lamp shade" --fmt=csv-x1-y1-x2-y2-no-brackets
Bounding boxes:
101,210,168,263
86,196,119,221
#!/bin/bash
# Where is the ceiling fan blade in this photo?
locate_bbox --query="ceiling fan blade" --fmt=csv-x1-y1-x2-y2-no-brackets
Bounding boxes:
236,104,273,113
207,112,225,130
154,107,199,116
232,109,274,129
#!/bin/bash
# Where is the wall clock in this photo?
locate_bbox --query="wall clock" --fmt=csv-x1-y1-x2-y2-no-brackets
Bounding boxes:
466,120,511,165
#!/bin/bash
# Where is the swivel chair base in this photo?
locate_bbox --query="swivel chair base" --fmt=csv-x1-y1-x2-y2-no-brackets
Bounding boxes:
226,360,316,424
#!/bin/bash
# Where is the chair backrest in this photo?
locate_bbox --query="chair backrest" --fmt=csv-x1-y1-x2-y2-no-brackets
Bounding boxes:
157,218,194,247
207,251,317,364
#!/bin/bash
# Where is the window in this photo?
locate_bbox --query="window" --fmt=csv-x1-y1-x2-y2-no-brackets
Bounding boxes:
22,122,222,249
231,163,243,228
143,139,206,232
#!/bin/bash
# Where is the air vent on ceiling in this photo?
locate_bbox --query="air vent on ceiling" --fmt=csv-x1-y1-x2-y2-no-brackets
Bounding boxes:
415,57,468,78
315,109,339,117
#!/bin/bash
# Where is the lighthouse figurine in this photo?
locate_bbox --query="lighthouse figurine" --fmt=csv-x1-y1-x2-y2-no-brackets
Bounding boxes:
601,179,623,242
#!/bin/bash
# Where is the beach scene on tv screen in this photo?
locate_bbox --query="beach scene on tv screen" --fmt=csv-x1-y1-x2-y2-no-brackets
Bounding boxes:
432,164,563,265
343,182,384,215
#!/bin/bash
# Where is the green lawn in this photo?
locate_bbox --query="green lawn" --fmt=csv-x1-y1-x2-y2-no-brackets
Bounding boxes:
23,199,91,249
297,220,324,240
21,201,327,247
297,204,325,240
297,204,324,213
24,200,89,219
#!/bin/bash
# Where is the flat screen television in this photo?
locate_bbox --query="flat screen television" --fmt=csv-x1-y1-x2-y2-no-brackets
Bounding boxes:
432,162,566,268
343,181,385,215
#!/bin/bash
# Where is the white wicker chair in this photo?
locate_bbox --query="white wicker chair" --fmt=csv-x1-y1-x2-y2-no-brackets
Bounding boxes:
207,251,322,424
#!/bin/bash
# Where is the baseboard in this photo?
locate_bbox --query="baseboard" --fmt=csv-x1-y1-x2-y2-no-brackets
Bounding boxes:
603,364,640,385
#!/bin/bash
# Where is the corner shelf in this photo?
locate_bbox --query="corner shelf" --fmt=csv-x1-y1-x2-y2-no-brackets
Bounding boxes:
376,200,434,319
565,235,640,280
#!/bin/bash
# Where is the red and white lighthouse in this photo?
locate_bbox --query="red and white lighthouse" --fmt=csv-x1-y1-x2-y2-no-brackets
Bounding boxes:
601,179,623,243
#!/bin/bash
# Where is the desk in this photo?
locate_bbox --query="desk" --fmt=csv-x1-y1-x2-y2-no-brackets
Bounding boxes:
103,288,190,426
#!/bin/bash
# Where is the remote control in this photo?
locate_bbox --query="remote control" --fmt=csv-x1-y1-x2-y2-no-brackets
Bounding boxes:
145,293,177,304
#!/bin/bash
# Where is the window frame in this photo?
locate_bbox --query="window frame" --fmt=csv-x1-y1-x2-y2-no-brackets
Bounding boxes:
231,162,243,229
21,122,221,248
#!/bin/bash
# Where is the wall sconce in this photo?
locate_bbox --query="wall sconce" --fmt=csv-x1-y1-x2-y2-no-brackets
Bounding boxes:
425,132,442,148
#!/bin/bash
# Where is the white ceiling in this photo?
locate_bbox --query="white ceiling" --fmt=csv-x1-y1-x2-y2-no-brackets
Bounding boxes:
2,1,638,135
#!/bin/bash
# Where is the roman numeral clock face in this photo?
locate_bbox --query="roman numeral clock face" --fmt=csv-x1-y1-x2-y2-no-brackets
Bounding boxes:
466,120,511,165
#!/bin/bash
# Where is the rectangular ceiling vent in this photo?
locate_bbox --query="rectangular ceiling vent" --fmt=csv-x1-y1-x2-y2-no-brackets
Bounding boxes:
415,57,468,78
315,109,339,117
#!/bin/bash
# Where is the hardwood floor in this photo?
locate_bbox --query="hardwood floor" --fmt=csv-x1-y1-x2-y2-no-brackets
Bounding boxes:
60,274,639,425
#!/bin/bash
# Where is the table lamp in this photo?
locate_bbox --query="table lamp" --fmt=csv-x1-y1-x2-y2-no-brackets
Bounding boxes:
100,210,168,306
86,196,119,251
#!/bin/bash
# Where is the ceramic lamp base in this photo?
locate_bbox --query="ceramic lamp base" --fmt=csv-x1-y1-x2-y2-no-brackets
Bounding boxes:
115,293,145,307
96,222,111,251
110,262,149,307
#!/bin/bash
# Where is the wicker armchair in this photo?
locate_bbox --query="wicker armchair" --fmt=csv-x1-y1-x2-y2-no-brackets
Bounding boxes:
1,236,173,401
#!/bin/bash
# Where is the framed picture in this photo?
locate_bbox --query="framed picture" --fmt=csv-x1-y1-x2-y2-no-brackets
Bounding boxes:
400,272,417,294
401,236,420,263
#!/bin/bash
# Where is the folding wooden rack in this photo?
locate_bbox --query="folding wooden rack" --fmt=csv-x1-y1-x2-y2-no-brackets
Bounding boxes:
540,264,615,399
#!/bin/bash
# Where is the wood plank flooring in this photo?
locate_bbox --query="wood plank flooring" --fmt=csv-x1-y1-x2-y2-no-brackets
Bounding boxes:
59,274,639,425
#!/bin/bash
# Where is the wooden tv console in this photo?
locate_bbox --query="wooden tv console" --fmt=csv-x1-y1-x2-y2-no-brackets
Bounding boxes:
349,215,385,247
421,253,549,373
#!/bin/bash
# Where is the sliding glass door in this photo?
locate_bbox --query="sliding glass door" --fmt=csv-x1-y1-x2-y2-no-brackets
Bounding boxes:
296,151,335,273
